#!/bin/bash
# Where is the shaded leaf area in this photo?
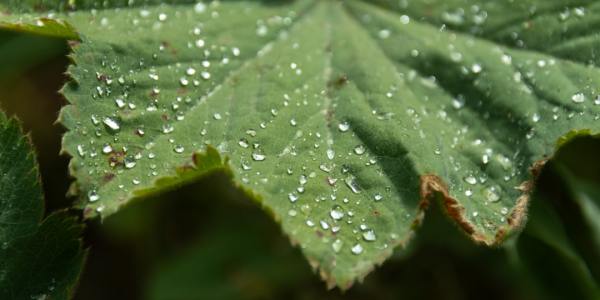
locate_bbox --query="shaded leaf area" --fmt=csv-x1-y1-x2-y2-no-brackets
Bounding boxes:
0,111,85,300
507,134,600,300
2,0,600,288
75,158,600,300
73,170,532,300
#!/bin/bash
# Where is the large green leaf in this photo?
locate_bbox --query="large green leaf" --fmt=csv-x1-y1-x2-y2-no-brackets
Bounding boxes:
0,111,86,299
3,0,600,288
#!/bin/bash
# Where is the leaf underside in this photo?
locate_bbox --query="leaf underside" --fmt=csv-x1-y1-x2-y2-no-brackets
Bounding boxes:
2,0,600,288
0,111,85,299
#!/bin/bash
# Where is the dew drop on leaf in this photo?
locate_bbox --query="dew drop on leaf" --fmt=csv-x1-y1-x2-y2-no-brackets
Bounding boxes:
363,230,376,242
173,145,185,153
354,145,366,155
330,205,344,220
102,117,120,132
571,92,585,103
351,244,363,255
338,122,350,132
464,175,477,185
87,190,100,202
252,152,266,161
345,176,361,194
332,239,343,253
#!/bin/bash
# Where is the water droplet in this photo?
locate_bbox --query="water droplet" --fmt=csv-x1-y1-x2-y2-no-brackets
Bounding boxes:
464,175,477,185
194,2,206,13
238,139,249,148
338,122,350,132
330,205,344,220
465,189,473,197
288,193,298,203
485,186,501,202
252,152,266,161
88,190,100,202
320,220,330,230
77,145,86,157
351,244,363,255
174,145,185,153
332,239,343,253
326,149,335,160
162,124,174,134
373,193,383,201
345,176,361,194
124,156,136,169
115,98,126,108
103,117,120,131
378,29,391,39
213,113,222,120
572,93,585,103
319,164,331,173
186,67,196,76
102,144,113,154
400,15,410,24
179,77,189,86
363,230,376,241
354,145,366,155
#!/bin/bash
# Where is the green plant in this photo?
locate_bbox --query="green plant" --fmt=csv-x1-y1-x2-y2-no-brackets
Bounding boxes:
0,0,599,299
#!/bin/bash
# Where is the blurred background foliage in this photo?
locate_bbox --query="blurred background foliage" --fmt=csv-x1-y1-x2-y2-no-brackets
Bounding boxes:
0,30,598,300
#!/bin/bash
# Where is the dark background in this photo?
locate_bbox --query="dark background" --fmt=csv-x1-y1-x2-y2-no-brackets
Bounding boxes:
1,31,598,300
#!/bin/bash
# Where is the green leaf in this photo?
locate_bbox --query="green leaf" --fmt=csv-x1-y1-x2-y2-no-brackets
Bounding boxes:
506,134,600,299
3,0,600,288
0,111,86,299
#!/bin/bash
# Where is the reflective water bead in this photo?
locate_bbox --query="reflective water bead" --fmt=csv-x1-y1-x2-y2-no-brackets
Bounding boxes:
103,117,120,131
351,244,363,255
332,239,343,253
88,190,100,202
354,145,366,155
252,152,266,161
330,205,344,220
124,157,136,169
174,145,185,153
186,67,196,76
363,230,376,242
464,175,477,185
338,122,350,132
572,93,585,103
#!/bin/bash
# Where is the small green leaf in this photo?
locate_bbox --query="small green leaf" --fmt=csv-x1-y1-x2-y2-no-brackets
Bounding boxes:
3,0,600,288
0,111,86,299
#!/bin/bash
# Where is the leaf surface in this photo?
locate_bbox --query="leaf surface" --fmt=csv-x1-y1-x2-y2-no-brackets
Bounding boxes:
3,0,600,288
0,111,85,299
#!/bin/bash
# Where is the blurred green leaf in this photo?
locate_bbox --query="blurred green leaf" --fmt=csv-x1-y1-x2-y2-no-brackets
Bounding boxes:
0,111,86,300
507,135,600,300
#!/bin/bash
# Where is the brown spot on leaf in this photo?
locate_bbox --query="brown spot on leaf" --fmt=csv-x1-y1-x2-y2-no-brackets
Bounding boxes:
103,173,116,183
